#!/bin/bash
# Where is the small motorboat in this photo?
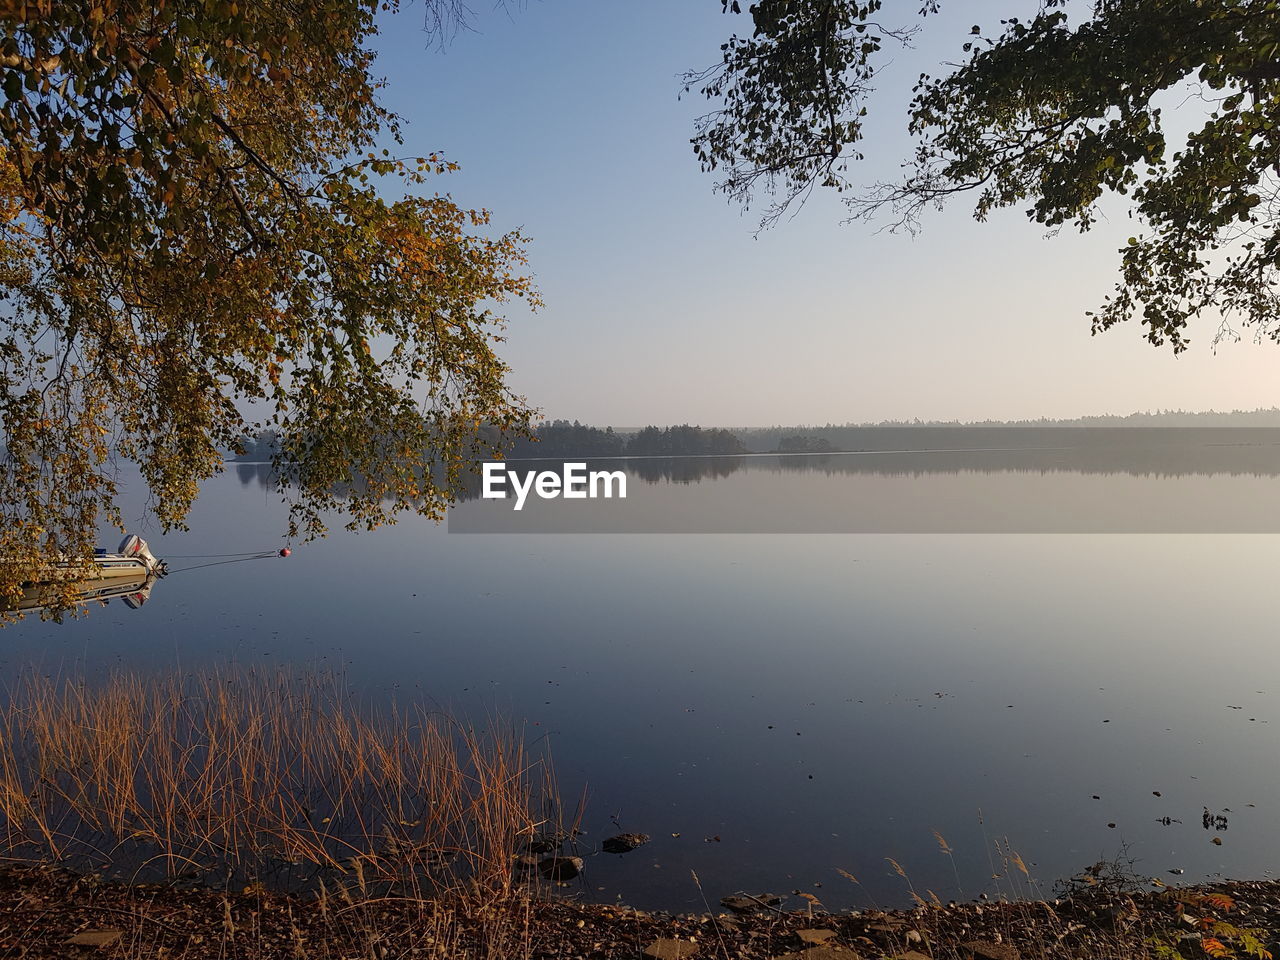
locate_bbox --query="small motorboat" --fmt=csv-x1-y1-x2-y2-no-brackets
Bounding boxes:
88,534,168,580
4,535,167,613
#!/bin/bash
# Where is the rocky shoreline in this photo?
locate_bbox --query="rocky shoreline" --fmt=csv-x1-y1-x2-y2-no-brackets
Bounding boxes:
3,863,1278,959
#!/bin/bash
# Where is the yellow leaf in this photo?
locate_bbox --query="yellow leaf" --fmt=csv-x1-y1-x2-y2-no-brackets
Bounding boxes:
1204,893,1235,912
1202,936,1229,958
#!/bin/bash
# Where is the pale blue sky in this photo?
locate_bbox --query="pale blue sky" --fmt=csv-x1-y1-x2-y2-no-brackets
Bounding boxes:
370,1,1280,426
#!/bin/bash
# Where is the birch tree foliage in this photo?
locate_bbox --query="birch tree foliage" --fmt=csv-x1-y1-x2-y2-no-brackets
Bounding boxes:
692,0,1280,350
0,0,538,611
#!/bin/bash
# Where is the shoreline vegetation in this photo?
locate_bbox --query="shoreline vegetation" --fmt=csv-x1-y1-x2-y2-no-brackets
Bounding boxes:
230,410,1280,463
0,671,574,911
1,672,1277,959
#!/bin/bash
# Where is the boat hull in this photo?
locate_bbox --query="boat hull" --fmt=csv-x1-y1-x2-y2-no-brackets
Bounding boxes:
2,535,166,613
9,569,154,612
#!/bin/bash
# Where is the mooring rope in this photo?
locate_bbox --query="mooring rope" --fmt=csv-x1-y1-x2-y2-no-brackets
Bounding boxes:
164,550,290,575
162,551,283,559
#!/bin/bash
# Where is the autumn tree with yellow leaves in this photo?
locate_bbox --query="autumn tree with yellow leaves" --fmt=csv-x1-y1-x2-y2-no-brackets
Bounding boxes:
693,1,1280,351
0,0,538,610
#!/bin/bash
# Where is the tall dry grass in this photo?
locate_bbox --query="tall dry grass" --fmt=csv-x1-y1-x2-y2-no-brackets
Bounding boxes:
0,668,559,906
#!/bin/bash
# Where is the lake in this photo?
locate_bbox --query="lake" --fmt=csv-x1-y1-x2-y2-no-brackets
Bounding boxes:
6,431,1280,912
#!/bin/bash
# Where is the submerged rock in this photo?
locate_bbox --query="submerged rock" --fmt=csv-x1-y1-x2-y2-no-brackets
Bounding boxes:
512,854,540,876
524,832,566,855
602,832,650,854
538,855,584,881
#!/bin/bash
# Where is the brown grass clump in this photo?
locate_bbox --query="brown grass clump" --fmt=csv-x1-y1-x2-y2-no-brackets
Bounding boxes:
0,668,562,906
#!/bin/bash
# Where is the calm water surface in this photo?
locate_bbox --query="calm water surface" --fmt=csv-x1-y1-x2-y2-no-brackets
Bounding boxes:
5,446,1280,911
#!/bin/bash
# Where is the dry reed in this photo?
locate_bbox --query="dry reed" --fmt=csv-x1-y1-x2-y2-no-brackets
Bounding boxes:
0,667,558,908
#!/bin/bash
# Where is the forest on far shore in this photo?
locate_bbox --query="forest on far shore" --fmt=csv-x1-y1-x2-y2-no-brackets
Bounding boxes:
231,409,1280,462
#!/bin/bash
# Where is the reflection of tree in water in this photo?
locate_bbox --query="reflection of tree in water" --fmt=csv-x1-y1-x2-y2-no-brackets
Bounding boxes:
234,457,750,497
235,462,274,488
625,456,745,484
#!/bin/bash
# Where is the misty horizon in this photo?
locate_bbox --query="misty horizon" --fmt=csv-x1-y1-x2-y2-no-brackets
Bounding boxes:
544,406,1280,433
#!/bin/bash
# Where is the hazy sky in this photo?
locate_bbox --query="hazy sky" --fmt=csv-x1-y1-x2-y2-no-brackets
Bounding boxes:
371,1,1280,426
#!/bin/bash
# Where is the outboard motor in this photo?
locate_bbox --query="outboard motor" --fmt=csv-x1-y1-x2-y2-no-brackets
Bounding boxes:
117,535,166,576
122,581,155,609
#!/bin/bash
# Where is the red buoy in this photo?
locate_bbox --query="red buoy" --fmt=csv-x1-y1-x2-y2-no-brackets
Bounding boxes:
279,548,292,557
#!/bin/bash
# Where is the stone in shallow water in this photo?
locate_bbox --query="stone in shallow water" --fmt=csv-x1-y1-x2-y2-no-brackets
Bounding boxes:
524,831,566,855
601,832,650,854
643,938,699,959
537,855,584,881
512,853,540,875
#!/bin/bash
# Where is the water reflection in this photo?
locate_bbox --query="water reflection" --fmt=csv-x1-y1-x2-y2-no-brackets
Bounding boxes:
235,428,1280,498
236,461,274,488
3,570,160,615
447,450,1280,534
9,438,1280,912
230,435,1280,533
235,432,1280,499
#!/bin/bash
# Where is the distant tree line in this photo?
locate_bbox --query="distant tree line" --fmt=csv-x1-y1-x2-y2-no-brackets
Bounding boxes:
740,409,1280,453
230,421,748,461
234,431,281,461
230,408,1280,463
508,421,746,458
776,435,836,453
507,420,625,457
624,425,746,457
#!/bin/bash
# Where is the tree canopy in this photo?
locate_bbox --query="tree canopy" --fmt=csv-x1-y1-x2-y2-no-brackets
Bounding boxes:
691,0,1280,350
0,0,537,611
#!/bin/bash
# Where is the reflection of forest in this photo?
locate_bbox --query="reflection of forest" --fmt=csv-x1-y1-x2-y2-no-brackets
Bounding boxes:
761,442,1280,478
234,456,747,498
234,433,1280,500
625,457,745,484
235,462,275,488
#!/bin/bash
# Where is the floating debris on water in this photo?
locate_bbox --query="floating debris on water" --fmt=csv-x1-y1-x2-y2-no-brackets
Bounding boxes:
1203,808,1229,831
